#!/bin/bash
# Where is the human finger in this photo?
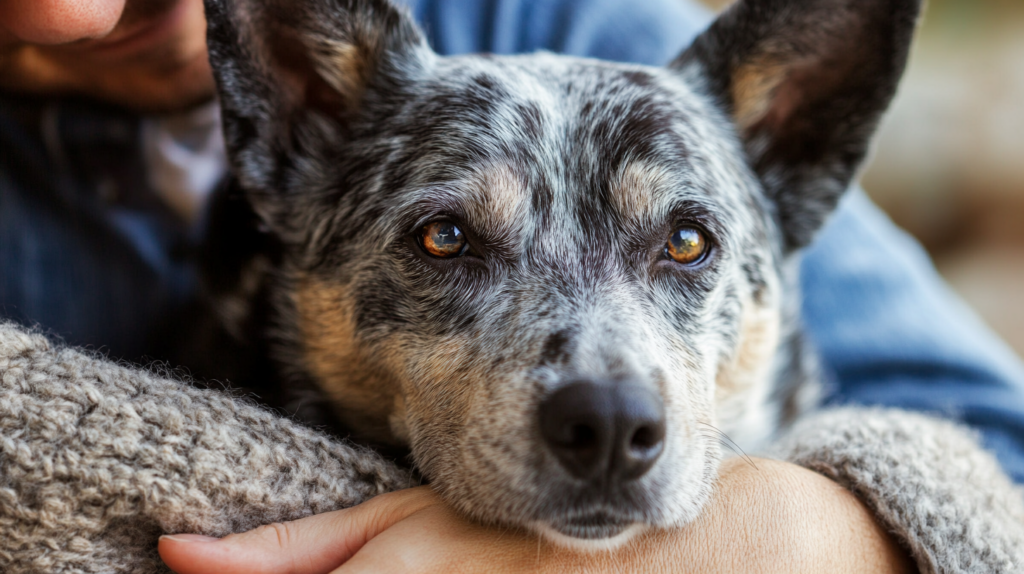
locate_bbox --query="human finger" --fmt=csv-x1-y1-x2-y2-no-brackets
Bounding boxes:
331,501,580,574
159,486,439,574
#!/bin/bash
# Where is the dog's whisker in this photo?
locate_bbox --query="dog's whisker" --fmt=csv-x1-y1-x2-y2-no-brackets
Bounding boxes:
536,528,543,565
704,431,758,470
697,423,759,470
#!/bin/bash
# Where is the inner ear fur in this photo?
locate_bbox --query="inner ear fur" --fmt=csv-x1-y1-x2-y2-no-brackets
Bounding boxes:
203,0,433,229
673,0,922,251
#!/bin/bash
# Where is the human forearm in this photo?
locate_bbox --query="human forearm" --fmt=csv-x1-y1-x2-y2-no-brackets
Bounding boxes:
160,457,914,574
644,457,915,574
574,457,913,574
773,407,1024,573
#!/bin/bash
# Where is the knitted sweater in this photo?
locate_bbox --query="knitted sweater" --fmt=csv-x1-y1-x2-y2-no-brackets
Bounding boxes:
1,321,1022,573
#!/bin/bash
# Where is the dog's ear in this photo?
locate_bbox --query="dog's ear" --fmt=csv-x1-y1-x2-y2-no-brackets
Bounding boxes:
204,0,433,231
672,0,921,251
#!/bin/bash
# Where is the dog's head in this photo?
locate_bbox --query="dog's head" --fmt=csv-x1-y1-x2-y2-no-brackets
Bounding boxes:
205,0,920,545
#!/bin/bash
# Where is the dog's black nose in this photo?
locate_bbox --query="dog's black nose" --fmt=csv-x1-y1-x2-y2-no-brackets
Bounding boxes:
538,381,666,483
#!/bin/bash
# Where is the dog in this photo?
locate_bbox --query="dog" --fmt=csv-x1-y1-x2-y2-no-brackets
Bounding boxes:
197,0,921,547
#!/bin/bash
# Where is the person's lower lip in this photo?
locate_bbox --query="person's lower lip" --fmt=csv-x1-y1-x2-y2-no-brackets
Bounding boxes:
87,0,188,57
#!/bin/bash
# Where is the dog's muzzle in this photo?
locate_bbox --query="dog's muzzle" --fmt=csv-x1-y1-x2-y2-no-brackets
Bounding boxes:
537,380,666,537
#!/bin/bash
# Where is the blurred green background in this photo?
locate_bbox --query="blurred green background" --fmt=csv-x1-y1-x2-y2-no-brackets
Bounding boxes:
700,0,1024,357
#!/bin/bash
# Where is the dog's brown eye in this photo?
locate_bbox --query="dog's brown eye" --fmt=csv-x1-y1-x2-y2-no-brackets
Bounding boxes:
421,221,467,258
666,227,707,265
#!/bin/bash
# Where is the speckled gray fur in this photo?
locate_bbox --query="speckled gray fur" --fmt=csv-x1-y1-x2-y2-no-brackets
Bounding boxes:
0,322,415,574
3,321,1023,572
198,0,925,539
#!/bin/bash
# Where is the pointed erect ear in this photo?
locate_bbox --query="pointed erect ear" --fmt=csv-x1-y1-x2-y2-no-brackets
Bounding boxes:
672,0,921,251
203,0,434,228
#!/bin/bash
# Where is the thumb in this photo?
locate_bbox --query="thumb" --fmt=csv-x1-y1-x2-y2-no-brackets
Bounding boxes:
159,486,439,574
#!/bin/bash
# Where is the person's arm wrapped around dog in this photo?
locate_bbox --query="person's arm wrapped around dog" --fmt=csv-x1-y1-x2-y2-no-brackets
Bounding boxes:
770,407,1024,574
159,456,918,574
156,412,1024,574
156,418,1024,574
0,322,415,574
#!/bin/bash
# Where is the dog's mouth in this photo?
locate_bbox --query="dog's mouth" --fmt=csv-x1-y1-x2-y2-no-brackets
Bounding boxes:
550,512,632,539
536,509,644,544
530,511,647,550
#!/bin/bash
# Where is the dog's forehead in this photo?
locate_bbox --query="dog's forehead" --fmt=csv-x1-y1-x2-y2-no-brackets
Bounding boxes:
385,53,749,237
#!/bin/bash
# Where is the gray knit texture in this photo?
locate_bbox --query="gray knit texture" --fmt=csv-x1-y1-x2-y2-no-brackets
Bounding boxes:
771,408,1024,574
0,323,415,574
3,321,1024,573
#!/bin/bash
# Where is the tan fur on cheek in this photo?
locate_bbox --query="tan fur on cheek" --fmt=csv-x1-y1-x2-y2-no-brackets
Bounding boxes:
713,293,782,448
295,278,403,443
715,298,781,404
389,393,410,443
296,277,479,448
402,337,477,435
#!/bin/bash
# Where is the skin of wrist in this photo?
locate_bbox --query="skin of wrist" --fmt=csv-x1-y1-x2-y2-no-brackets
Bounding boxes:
480,457,917,574
158,459,917,574
685,457,916,574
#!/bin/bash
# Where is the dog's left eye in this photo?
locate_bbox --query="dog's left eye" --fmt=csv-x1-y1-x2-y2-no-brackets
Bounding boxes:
421,221,467,258
666,226,708,265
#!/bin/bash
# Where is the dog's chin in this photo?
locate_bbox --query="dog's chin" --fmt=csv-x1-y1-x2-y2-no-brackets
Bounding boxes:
530,518,647,551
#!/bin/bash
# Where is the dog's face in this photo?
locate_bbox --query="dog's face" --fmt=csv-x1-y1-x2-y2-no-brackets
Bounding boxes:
289,56,784,542
205,0,920,545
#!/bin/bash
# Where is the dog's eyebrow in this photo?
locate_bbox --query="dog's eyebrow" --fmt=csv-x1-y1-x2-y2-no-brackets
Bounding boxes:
607,160,730,243
392,163,531,249
609,160,717,229
464,163,531,233
610,161,677,220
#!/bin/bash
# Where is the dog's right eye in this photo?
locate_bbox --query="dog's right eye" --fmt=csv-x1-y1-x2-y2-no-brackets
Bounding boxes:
420,221,467,258
666,226,708,265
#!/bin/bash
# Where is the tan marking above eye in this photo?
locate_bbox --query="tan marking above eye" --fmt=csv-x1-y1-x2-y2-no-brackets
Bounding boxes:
421,221,467,258
666,227,707,265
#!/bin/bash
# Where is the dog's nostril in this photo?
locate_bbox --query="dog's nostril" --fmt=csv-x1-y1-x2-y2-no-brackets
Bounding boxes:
630,424,660,451
570,424,598,448
620,417,667,481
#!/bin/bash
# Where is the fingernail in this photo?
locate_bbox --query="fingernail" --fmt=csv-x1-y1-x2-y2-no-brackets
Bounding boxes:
161,534,220,543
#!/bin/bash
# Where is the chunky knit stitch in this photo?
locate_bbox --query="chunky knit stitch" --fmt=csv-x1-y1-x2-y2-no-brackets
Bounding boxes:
0,323,414,573
2,321,1022,573
771,408,1024,573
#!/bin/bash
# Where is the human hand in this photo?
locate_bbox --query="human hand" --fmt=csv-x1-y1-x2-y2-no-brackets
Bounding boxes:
159,457,915,574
